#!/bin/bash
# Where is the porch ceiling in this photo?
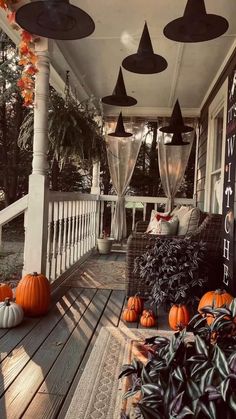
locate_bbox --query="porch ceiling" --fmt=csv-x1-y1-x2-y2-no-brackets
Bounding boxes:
52,0,236,117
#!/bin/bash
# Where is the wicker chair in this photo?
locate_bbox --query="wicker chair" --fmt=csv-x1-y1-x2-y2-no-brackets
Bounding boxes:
126,212,223,297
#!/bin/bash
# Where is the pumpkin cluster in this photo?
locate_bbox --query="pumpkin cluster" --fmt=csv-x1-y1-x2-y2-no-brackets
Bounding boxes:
122,295,157,327
0,272,51,329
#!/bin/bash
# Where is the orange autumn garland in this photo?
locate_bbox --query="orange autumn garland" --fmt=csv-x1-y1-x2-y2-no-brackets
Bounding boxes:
0,2,38,106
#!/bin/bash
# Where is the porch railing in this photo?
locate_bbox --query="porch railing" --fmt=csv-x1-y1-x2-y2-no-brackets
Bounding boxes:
99,195,194,234
47,192,99,281
0,192,194,284
0,195,28,246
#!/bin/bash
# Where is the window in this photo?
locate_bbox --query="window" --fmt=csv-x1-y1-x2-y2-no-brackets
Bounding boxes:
205,81,227,214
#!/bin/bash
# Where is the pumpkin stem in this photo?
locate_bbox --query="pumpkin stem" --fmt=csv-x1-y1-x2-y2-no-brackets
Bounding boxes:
215,289,226,294
5,298,10,306
32,272,38,276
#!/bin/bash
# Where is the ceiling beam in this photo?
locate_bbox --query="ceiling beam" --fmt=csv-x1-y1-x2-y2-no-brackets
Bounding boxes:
168,43,185,107
104,106,200,118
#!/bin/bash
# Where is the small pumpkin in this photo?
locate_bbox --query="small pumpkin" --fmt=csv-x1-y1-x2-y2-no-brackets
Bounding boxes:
127,295,143,313
123,306,138,322
0,283,13,302
0,298,24,328
169,304,190,331
198,289,234,325
16,272,50,316
140,310,156,328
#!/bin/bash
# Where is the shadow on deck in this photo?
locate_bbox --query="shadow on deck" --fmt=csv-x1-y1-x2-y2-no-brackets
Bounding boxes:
0,251,170,419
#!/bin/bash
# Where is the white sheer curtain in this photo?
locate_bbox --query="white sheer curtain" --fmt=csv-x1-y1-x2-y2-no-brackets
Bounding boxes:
106,121,144,240
158,128,196,211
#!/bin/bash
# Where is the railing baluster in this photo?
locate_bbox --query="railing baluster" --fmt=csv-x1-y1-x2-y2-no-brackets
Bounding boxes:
56,201,63,277
143,203,147,221
74,200,79,262
132,204,136,231
78,201,82,259
81,201,85,256
66,201,72,268
84,201,88,253
70,201,76,265
46,203,52,279
100,200,104,237
61,201,68,272
51,202,58,281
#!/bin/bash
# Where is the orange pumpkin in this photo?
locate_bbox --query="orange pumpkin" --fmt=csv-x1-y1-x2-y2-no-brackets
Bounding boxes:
16,272,50,316
198,289,234,325
140,310,156,327
123,306,138,322
127,295,143,313
0,283,13,302
169,304,190,331
142,309,155,317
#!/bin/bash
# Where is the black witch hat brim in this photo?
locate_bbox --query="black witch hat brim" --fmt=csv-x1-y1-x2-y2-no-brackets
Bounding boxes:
15,1,95,40
163,14,228,43
122,54,167,74
102,95,137,107
108,131,133,138
159,124,194,134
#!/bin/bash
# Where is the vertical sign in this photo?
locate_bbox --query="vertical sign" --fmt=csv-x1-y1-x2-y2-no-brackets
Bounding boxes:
223,68,236,294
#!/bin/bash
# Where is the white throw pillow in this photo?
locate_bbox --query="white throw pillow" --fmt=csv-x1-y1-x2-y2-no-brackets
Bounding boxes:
177,207,201,235
149,216,179,236
146,210,170,233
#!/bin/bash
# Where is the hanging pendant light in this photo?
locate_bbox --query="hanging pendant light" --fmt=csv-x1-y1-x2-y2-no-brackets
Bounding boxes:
163,0,229,43
159,100,193,134
102,67,137,107
122,22,168,74
15,0,95,40
108,112,132,137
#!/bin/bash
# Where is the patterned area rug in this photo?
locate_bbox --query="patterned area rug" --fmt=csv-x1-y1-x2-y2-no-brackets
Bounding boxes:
65,326,173,419
64,258,126,290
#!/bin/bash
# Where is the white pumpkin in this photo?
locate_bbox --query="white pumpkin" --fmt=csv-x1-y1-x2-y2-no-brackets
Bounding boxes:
0,298,24,328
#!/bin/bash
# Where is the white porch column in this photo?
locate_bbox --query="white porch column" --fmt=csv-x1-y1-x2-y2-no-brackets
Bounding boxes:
23,38,50,276
91,160,100,194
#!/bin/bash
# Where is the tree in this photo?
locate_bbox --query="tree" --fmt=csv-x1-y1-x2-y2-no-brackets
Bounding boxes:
0,31,31,207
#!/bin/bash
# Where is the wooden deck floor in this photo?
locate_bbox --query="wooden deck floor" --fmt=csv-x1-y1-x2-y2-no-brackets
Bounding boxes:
0,251,169,419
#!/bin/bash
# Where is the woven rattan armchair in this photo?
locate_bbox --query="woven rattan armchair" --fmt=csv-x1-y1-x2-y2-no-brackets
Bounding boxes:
126,212,223,297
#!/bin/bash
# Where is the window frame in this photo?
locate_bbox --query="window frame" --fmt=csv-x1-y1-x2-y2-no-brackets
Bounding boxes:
204,80,228,214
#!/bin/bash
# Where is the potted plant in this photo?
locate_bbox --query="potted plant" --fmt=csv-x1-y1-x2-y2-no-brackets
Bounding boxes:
119,299,236,418
97,230,114,254
134,237,207,313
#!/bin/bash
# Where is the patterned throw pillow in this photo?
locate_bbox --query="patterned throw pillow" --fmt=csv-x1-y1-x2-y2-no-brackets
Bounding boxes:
146,210,170,233
149,216,179,235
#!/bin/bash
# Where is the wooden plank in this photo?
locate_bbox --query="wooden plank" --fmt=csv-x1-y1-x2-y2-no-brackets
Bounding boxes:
0,287,68,365
23,393,64,419
0,288,96,419
37,289,111,395
55,290,125,419
24,289,111,419
0,288,83,397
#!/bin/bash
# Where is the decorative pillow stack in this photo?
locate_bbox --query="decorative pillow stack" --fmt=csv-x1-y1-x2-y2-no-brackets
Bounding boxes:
146,210,179,236
170,205,201,235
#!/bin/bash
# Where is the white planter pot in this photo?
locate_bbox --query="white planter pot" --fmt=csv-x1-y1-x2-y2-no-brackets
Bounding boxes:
97,238,114,254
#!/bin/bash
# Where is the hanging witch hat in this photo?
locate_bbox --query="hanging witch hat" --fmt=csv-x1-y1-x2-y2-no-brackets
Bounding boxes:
108,112,132,137
165,132,189,146
15,0,95,40
163,0,229,43
159,100,193,134
102,67,137,107
122,22,168,74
